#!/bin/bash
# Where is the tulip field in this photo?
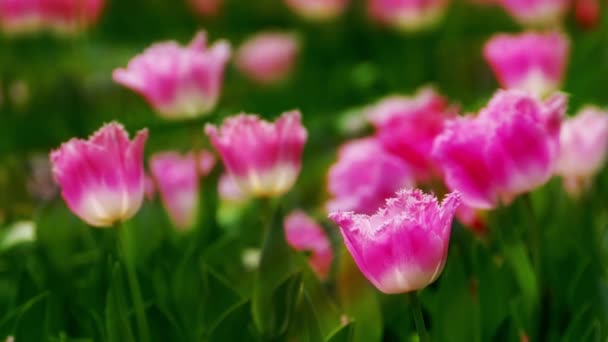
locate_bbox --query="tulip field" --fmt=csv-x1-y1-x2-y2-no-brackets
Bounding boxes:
1,0,608,341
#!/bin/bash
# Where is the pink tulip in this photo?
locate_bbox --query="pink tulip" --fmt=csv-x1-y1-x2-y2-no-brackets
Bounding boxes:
555,107,608,196
285,210,333,279
0,0,42,34
326,138,415,215
329,189,461,294
205,111,307,197
189,0,222,17
367,87,455,180
149,150,215,230
235,32,299,85
218,173,247,202
284,0,349,20
433,90,566,209
49,122,148,227
0,0,104,35
368,0,449,32
484,31,569,98
113,31,231,120
496,0,569,27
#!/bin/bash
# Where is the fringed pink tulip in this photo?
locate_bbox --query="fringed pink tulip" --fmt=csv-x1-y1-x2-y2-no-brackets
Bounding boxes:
555,107,608,196
284,0,348,20
189,0,222,17
205,111,307,197
433,90,567,209
285,210,333,279
496,0,569,27
329,189,461,294
49,122,148,227
149,151,215,230
368,0,448,32
484,31,569,98
327,138,415,215
113,31,231,120
367,87,455,180
235,32,299,85
0,0,104,35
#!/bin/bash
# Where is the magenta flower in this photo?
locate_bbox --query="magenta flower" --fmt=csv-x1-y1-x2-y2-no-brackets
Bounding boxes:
555,107,608,196
284,0,349,20
149,151,216,230
367,87,455,180
327,138,415,215
49,122,148,227
113,31,231,120
433,90,567,209
205,111,307,197
496,0,569,27
285,210,333,279
368,0,448,32
484,31,569,98
329,189,461,294
0,0,43,34
236,32,299,85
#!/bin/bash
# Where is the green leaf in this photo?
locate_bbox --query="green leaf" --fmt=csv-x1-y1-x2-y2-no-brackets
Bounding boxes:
503,242,539,323
207,301,258,341
326,322,355,342
251,204,301,338
288,287,324,342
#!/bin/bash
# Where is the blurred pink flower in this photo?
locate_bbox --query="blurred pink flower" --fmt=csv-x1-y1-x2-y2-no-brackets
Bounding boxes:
218,173,247,202
555,106,608,196
329,189,461,294
144,174,156,201
205,111,307,197
0,0,104,35
49,122,148,227
433,90,566,209
327,138,415,215
285,0,349,20
113,31,231,120
285,210,333,279
189,0,222,17
455,204,486,234
236,32,299,85
367,87,455,180
484,31,569,98
368,0,448,32
496,0,569,27
149,150,215,230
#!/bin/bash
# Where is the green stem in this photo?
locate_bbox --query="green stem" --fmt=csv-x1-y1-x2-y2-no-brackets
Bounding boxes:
119,221,150,342
522,194,542,285
407,291,430,342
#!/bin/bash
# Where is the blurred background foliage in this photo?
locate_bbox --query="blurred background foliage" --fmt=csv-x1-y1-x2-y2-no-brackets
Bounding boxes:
0,0,608,341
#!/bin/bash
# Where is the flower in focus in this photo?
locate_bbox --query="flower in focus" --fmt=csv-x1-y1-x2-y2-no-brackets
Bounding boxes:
50,122,148,227
285,210,333,279
284,0,349,20
149,150,216,230
0,0,104,35
367,87,455,180
236,32,299,85
329,189,461,294
327,138,415,215
483,31,569,98
433,90,567,209
205,110,308,198
367,0,449,32
189,0,222,17
555,106,608,196
113,31,231,120
496,0,569,27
